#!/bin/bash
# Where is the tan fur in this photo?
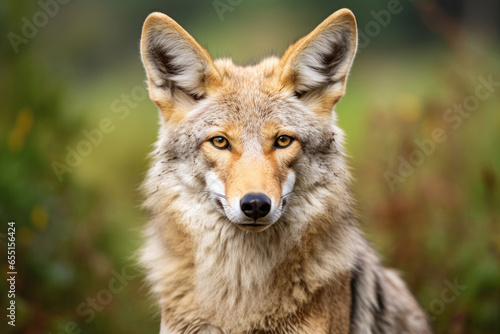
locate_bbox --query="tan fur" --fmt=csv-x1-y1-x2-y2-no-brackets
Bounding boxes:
201,122,300,208
139,9,432,334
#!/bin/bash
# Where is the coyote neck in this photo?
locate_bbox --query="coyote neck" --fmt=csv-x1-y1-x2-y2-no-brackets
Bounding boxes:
188,197,360,330
141,162,361,332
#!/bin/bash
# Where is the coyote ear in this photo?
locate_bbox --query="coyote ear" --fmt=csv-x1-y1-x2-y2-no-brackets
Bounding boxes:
280,9,357,114
140,13,220,114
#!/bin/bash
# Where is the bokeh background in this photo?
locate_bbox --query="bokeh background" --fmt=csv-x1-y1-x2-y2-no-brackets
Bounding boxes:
1,0,499,333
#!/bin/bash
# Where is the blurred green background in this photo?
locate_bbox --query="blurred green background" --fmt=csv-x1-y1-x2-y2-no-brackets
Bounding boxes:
1,0,499,333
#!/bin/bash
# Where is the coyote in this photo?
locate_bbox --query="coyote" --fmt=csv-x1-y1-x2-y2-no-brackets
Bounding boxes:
139,8,432,334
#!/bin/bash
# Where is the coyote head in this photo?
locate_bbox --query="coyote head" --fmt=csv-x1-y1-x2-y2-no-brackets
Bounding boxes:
141,9,357,233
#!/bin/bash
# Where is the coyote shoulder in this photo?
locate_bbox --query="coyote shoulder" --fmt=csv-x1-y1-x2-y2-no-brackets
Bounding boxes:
139,8,432,334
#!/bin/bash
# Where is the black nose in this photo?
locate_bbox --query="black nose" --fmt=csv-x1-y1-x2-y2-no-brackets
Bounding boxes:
240,193,272,220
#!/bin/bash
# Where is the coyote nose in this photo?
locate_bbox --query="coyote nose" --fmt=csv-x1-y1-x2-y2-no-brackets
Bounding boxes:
240,193,272,220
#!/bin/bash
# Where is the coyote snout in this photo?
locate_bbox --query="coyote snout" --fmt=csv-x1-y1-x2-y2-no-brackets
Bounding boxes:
203,129,298,232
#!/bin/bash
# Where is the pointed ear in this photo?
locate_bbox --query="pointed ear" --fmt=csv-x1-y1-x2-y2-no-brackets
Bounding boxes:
280,9,357,114
140,13,221,118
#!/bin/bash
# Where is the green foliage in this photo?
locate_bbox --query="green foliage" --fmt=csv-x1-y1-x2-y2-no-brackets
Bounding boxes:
1,0,499,333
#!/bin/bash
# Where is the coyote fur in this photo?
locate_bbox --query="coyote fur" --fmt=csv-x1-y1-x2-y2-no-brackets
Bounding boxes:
139,8,432,334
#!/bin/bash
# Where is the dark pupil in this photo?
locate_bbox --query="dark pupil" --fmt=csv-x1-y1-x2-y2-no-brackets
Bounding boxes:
279,137,287,144
216,138,224,145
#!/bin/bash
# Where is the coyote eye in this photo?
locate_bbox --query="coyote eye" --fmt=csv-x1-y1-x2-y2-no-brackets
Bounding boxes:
275,135,294,149
209,136,230,150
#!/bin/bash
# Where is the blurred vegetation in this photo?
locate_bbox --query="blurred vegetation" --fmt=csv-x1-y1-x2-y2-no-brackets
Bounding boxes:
1,0,499,333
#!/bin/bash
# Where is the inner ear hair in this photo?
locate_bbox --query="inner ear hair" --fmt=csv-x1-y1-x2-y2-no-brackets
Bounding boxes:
281,9,357,99
148,33,207,100
141,13,217,104
312,31,352,84
293,80,337,100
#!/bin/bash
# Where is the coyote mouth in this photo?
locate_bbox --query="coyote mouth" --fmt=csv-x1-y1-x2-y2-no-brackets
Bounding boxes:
236,223,271,232
240,223,267,227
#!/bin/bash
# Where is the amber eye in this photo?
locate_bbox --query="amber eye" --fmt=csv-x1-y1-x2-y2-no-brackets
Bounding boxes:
209,136,230,150
275,135,294,149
